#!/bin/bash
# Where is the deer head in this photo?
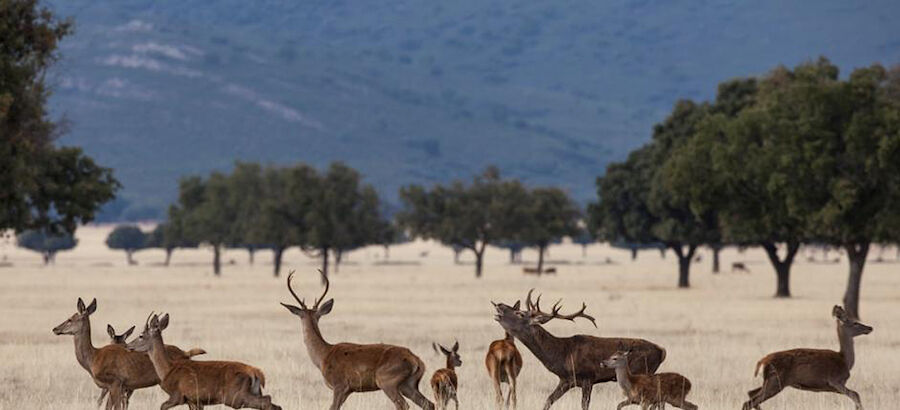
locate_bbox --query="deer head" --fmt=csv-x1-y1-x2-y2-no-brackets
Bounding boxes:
833,305,873,337
126,313,169,353
280,270,334,324
600,344,632,369
53,298,97,335
493,289,596,335
107,324,135,344
433,341,462,368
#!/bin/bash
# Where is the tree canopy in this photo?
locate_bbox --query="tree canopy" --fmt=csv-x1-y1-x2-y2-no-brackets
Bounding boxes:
16,228,77,264
105,225,146,265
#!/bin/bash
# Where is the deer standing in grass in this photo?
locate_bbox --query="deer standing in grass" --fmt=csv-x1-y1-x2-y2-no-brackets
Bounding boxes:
52,299,206,410
742,305,873,410
601,348,697,410
430,341,461,410
126,313,281,410
493,290,667,410
280,270,435,410
485,314,523,409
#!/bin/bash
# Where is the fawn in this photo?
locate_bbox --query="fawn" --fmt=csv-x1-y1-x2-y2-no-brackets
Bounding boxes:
431,341,462,410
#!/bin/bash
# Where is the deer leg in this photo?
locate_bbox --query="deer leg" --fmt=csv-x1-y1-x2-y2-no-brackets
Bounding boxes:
97,389,108,408
670,400,697,410
743,377,783,410
383,386,410,410
489,363,503,409
504,363,518,410
580,382,593,410
399,378,435,410
542,378,575,410
159,393,184,410
328,386,351,410
616,399,636,410
829,382,863,410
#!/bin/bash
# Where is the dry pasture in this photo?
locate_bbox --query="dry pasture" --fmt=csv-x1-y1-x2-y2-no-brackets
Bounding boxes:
0,225,898,409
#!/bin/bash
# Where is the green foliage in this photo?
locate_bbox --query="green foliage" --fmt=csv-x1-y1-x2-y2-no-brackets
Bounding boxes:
1,0,118,233
16,229,77,264
398,167,529,277
105,225,146,251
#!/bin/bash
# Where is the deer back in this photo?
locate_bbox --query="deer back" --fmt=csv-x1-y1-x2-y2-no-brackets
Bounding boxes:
757,348,848,388
161,360,266,402
552,336,665,381
485,339,522,378
91,344,206,390
322,343,423,392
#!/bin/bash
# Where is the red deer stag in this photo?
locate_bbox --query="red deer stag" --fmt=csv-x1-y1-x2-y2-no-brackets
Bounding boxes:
126,313,281,410
742,305,873,410
601,348,697,410
493,290,666,410
280,270,435,410
485,313,523,409
52,299,206,410
430,341,461,410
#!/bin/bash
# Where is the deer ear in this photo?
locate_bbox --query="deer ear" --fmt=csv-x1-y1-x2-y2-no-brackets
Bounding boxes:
85,299,97,315
512,300,521,310
832,305,847,321
452,340,459,352
317,299,334,317
107,325,116,339
280,303,305,317
158,314,169,330
77,298,86,313
439,345,451,356
123,326,135,339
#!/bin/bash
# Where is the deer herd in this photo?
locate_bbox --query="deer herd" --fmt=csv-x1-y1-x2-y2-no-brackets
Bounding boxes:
53,270,874,410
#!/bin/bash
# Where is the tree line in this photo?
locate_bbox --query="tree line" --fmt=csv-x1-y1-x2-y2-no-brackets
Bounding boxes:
589,57,900,318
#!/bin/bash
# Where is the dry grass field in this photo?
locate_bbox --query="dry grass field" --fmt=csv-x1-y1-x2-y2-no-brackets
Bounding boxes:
1,225,898,409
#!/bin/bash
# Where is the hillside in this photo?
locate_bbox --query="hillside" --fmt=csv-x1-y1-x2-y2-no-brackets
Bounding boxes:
44,0,900,219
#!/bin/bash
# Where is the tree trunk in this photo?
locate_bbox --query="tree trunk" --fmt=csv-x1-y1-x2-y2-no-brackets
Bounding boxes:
843,242,870,319
711,246,721,274
537,244,546,275
473,243,486,278
582,244,587,258
320,247,329,284
761,241,799,298
126,250,134,265
384,245,390,260
631,248,638,261
671,244,697,288
164,248,173,266
453,248,461,264
660,247,666,259
509,249,516,264
42,252,50,265
273,247,284,277
334,250,342,273
248,248,255,265
212,245,221,276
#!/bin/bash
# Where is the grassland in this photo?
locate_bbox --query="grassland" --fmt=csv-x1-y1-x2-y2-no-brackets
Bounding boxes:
1,225,897,409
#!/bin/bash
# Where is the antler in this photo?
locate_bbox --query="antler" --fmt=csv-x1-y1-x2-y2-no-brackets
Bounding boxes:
285,270,308,309
525,289,597,327
285,269,331,310
313,269,330,309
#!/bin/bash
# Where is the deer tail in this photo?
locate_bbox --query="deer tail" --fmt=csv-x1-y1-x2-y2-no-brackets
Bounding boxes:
185,348,206,357
754,359,766,377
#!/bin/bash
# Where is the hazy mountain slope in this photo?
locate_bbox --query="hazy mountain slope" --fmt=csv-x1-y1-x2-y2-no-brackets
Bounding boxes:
44,0,900,219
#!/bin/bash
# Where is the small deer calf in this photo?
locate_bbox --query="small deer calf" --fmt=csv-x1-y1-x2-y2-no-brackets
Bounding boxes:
485,331,522,410
431,342,461,410
602,349,697,410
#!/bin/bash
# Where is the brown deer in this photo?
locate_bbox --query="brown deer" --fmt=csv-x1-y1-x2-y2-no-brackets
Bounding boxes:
493,290,666,410
126,313,281,410
430,341,461,410
742,305,873,410
280,270,435,410
485,328,523,410
601,348,697,410
731,262,750,273
52,299,207,410
98,324,207,408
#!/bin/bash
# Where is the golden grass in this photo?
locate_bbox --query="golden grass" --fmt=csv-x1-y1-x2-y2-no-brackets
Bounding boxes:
1,225,898,409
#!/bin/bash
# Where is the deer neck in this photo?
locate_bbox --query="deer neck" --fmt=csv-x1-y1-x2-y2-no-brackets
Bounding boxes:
514,325,566,374
300,317,332,371
613,363,634,395
73,321,97,373
837,324,855,370
146,333,174,381
445,357,455,371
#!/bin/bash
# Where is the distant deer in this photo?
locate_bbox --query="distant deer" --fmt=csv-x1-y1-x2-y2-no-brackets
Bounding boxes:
731,262,750,273
493,290,666,410
126,313,281,410
601,348,697,410
742,305,872,410
280,270,435,410
523,267,557,275
431,341,462,410
52,299,206,410
485,329,523,410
